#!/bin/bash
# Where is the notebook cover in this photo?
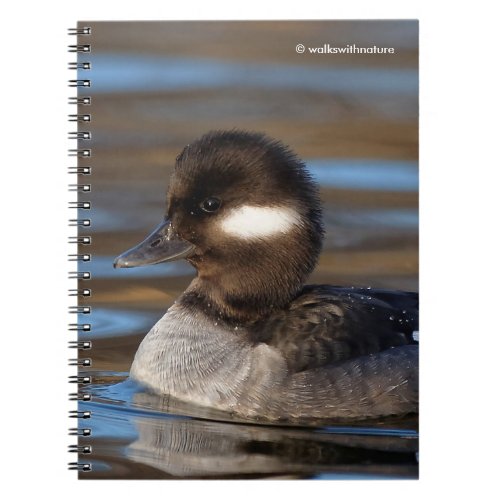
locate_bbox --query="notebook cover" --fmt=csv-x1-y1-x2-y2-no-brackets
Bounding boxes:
70,20,419,479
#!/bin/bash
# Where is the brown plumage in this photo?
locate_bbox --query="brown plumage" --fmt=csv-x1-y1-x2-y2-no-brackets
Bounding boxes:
115,130,419,421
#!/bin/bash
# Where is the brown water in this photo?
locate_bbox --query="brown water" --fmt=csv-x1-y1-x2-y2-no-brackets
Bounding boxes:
75,21,418,479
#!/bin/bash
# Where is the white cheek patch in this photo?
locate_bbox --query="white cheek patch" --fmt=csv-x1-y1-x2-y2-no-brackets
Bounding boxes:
219,205,302,239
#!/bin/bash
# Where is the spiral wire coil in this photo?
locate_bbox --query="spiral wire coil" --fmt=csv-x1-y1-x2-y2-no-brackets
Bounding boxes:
68,26,92,472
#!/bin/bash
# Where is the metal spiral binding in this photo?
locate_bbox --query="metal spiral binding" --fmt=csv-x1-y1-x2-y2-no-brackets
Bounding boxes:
69,201,91,209
68,340,92,349
68,183,91,192
68,25,93,473
68,288,91,297
69,219,91,227
68,79,91,87
69,444,92,453
68,254,91,262
68,463,92,472
68,27,92,35
68,166,92,175
69,131,92,140
68,114,91,122
70,361,92,370
69,323,91,332
69,410,92,419
68,45,91,53
69,428,92,436
68,149,91,158
70,392,92,400
68,62,92,70
69,375,92,385
69,96,92,105
69,271,91,279
69,236,91,244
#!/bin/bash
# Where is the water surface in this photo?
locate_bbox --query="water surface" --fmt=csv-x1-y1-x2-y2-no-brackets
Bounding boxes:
83,54,418,95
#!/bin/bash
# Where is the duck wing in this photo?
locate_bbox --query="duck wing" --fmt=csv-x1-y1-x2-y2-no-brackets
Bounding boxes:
251,285,418,373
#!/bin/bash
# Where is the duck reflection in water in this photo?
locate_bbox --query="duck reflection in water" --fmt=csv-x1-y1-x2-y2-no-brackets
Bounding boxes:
120,392,418,479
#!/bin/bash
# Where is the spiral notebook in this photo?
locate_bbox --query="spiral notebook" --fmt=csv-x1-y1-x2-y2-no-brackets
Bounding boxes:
68,20,419,479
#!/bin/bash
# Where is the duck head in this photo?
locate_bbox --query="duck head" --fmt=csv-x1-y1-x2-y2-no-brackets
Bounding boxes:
114,130,324,321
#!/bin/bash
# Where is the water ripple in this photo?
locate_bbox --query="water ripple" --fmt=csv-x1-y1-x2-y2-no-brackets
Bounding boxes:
81,54,418,95
308,159,418,191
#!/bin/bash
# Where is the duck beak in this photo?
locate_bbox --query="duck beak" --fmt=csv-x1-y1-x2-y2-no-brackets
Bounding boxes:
113,219,195,268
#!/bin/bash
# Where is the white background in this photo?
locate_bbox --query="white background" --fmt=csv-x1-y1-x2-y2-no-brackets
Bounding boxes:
2,0,499,497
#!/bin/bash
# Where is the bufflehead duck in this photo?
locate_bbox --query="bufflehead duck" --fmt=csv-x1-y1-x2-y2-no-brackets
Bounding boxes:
114,130,418,421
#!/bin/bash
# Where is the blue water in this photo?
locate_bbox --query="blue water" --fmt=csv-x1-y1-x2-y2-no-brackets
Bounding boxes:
334,208,418,229
87,308,159,338
308,159,418,192
81,54,418,95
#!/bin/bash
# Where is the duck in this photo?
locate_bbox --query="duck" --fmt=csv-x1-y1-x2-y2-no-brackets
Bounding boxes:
114,130,418,422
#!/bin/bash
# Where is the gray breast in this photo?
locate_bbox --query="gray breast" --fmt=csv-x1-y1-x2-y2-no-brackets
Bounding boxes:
130,302,288,416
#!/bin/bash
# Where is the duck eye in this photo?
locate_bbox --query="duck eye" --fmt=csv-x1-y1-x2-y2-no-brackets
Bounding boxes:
201,197,221,213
